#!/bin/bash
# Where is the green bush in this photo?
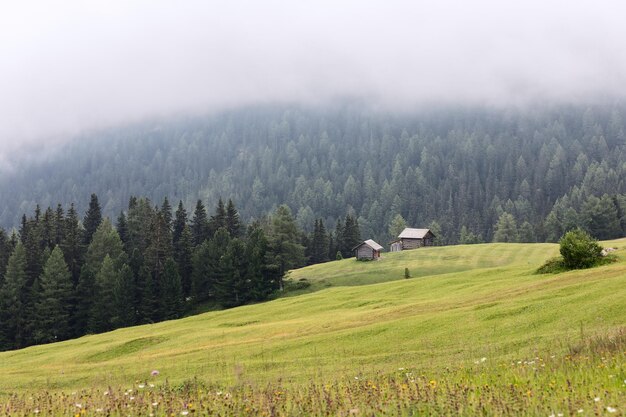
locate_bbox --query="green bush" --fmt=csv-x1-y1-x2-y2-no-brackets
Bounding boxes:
536,257,568,274
559,229,602,269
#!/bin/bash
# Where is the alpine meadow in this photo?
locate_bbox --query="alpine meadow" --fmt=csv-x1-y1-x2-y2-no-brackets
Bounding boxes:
1,1,626,416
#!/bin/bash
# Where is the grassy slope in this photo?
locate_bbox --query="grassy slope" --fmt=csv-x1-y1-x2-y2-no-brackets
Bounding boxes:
0,241,625,394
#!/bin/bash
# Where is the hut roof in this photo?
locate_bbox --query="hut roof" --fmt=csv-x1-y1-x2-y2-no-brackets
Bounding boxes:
398,228,434,239
353,239,384,251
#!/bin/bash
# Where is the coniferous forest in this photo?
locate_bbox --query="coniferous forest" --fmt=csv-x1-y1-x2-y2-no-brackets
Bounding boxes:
1,103,626,350
0,192,366,351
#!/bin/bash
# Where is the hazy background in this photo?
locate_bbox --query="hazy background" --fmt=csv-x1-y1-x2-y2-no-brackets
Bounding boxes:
1,0,625,158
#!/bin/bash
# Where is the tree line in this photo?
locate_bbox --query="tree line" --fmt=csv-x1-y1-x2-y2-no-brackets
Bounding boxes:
0,192,366,351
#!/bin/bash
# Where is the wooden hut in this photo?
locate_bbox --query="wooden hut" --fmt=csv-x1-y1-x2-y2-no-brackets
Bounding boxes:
389,228,435,251
353,239,383,260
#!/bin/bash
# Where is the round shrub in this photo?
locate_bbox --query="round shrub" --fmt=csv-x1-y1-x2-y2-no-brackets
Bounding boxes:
559,228,602,269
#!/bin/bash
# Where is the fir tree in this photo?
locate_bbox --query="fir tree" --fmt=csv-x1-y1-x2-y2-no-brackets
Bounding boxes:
112,264,136,328
0,244,29,350
160,197,173,232
214,239,247,307
172,200,188,245
225,199,242,237
341,214,361,257
34,246,73,344
160,258,184,319
116,211,129,248
268,205,305,287
493,213,519,243
175,225,194,297
209,198,227,236
89,255,118,333
191,200,210,246
82,193,102,246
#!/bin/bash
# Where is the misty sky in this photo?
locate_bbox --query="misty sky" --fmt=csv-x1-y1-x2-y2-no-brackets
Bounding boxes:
1,0,626,157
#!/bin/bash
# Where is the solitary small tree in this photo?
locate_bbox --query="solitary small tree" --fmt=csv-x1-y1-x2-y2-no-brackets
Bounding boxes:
404,267,411,279
559,228,602,269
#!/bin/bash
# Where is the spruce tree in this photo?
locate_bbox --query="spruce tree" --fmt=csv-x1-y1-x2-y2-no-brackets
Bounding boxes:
225,199,242,237
172,200,188,245
160,258,184,319
191,200,210,246
214,239,247,307
209,198,227,236
268,205,305,287
160,197,173,232
112,264,136,328
116,211,129,249
175,225,194,297
89,255,117,333
0,228,10,283
0,244,29,350
34,246,73,344
82,193,103,246
54,204,65,246
493,213,519,243
341,214,361,257
61,203,83,286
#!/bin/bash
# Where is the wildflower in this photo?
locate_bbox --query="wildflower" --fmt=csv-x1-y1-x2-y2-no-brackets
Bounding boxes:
151,370,160,376
149,383,155,388
104,391,109,396
75,404,82,408
152,402,158,406
138,384,145,389
181,410,189,416
607,407,617,413
130,396,135,400
354,376,359,380
429,380,437,388
481,357,487,362
577,410,583,414
594,397,600,402
96,408,103,413
34,409,40,414
557,413,563,417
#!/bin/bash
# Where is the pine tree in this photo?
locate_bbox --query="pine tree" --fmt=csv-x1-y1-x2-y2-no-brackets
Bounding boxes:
160,197,173,232
225,199,242,237
89,255,118,333
172,200,188,245
144,211,173,293
116,211,129,249
61,203,83,287
82,194,103,246
268,205,305,288
112,264,136,328
246,225,279,301
493,213,519,243
160,258,184,319
34,246,73,344
209,198,227,236
191,200,210,246
0,228,10,283
0,244,29,350
214,239,247,307
74,219,125,335
175,225,194,297
54,204,65,246
310,219,330,264
341,214,361,257
388,214,407,241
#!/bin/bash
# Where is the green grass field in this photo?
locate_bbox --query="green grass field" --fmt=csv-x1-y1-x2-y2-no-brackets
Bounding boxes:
1,240,624,415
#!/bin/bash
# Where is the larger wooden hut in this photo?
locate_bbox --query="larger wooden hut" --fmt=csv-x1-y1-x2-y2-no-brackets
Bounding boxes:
389,228,435,251
353,239,383,260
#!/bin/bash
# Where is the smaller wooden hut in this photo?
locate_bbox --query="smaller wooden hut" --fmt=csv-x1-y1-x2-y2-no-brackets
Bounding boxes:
353,239,383,260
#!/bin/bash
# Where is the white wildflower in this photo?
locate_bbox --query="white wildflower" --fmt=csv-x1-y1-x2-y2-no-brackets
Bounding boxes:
594,397,600,402
607,407,617,413
181,410,190,416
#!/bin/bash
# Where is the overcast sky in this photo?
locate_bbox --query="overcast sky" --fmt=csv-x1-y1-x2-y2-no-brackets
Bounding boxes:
1,0,626,158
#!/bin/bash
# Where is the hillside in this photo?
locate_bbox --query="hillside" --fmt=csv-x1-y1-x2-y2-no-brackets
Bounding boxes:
1,104,625,246
0,240,624,394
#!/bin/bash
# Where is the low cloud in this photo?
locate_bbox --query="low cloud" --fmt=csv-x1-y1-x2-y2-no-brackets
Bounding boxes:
1,0,625,155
